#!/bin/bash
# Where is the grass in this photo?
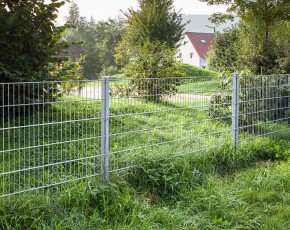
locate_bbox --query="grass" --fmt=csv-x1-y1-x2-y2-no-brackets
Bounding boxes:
0,77,290,229
177,77,221,95
0,147,289,229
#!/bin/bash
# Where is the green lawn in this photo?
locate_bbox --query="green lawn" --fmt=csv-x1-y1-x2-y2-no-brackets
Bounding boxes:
177,78,222,95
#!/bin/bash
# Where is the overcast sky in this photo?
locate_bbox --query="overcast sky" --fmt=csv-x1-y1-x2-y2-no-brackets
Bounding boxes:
56,0,228,24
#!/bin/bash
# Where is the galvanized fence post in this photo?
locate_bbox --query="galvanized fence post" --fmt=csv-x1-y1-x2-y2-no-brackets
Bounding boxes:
232,73,240,148
101,76,110,182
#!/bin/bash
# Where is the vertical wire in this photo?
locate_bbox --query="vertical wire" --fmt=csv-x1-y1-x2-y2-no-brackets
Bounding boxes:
27,83,31,193
7,84,10,195
67,82,70,179
48,82,51,189
85,81,88,179
70,81,74,181
42,82,45,195
2,84,5,199
58,82,62,186
37,83,40,191
51,82,55,186
93,80,95,176
50,82,54,185
12,84,16,196
32,83,36,191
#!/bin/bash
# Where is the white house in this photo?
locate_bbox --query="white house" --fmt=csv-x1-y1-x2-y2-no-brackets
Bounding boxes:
177,32,214,68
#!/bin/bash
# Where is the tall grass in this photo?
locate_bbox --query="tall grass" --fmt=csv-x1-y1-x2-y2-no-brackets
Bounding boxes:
0,142,289,229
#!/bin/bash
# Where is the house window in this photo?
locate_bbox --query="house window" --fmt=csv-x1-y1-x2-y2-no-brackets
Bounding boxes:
178,53,182,58
190,53,194,58
201,39,206,43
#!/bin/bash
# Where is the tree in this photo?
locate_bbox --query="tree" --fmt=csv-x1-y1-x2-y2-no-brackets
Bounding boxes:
114,0,185,101
0,0,67,82
123,0,185,48
0,0,85,117
201,0,290,74
207,25,239,73
237,20,290,74
116,0,186,65
63,1,125,78
62,0,81,43
96,17,126,75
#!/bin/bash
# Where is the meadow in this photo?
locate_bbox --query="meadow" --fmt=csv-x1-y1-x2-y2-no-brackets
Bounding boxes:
0,68,289,229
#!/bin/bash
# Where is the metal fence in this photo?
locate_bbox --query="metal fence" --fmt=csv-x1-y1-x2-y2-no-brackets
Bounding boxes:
1,74,289,198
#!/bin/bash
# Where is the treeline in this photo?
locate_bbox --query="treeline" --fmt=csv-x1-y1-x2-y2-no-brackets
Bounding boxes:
62,2,126,79
205,0,290,74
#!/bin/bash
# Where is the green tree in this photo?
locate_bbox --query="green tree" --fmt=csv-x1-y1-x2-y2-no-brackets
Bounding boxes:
63,1,125,78
124,0,185,48
0,0,67,82
114,0,185,101
96,18,126,75
62,0,81,42
237,20,290,74
112,41,182,102
201,0,290,74
207,25,239,73
116,0,186,65
0,0,85,117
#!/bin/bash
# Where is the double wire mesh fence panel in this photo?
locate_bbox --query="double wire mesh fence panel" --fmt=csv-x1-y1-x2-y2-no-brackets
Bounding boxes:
238,74,290,143
1,75,290,198
108,76,233,172
1,80,103,198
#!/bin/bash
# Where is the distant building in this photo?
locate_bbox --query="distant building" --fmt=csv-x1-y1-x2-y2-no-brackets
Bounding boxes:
177,32,214,68
57,44,83,59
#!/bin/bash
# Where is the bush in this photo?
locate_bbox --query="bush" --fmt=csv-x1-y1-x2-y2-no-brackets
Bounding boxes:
100,66,121,77
208,74,290,131
175,63,220,77
0,57,84,117
113,41,183,102
208,94,232,123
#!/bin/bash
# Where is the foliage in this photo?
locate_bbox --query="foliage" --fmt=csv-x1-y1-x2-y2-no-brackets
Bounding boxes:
208,74,290,131
175,63,220,77
239,74,289,127
0,57,83,117
63,2,126,78
208,94,232,122
207,26,239,73
1,146,289,229
115,0,186,101
122,0,186,49
202,0,290,74
100,66,121,76
115,0,186,66
113,42,183,101
237,21,290,74
0,0,67,82
0,0,86,116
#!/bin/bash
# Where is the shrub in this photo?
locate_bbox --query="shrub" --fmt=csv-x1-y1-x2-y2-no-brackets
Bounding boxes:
208,94,232,123
175,63,220,77
0,57,84,117
208,74,290,129
113,41,183,102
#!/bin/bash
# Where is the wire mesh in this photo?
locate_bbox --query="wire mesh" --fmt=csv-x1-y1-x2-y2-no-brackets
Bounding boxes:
108,76,232,172
0,80,103,198
1,75,289,198
239,74,290,143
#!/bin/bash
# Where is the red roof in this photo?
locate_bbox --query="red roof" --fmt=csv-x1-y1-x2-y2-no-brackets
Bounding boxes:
185,32,215,59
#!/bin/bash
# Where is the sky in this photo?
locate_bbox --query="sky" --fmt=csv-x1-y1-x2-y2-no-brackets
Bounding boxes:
56,0,228,25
